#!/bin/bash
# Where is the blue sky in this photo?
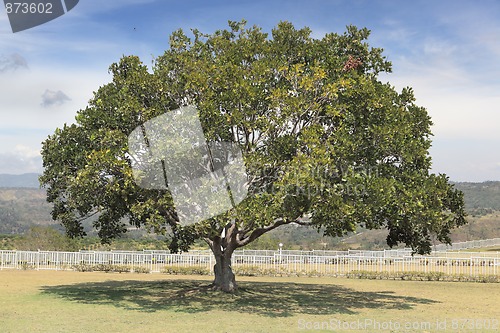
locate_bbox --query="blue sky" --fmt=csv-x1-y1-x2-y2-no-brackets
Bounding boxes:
0,0,499,181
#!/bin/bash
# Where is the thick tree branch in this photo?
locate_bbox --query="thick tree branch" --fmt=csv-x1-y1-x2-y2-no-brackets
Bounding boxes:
75,210,100,223
293,218,314,226
204,237,213,251
235,218,288,247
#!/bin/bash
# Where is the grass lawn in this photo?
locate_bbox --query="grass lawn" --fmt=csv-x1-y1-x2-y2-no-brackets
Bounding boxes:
0,270,498,332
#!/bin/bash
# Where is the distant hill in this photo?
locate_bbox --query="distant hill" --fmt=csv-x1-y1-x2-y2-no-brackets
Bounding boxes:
0,175,499,249
0,188,54,234
453,181,500,216
0,173,40,188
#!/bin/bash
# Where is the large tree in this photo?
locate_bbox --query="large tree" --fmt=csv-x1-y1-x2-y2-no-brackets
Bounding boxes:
40,21,466,292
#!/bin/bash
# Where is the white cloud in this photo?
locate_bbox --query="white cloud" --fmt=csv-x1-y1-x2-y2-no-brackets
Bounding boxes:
0,64,111,174
422,38,457,57
0,66,110,131
0,145,42,174
41,89,71,108
391,36,500,134
373,5,500,182
380,59,500,181
0,53,28,72
434,3,500,58
377,19,418,44
14,144,40,158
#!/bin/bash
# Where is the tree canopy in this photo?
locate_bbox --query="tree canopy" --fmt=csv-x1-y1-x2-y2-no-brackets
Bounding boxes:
40,20,466,291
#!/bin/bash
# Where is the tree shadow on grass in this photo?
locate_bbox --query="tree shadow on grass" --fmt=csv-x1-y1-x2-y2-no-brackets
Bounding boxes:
40,278,438,317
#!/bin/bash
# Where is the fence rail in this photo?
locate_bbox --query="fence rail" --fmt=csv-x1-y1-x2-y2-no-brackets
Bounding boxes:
1,248,498,277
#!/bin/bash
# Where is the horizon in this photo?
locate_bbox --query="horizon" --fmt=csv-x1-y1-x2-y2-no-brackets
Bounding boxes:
1,173,500,186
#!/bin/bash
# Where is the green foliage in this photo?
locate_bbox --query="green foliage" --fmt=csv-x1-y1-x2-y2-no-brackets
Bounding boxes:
346,270,500,283
76,236,172,251
14,226,79,251
0,234,20,250
111,265,131,273
133,266,151,274
71,263,94,272
243,233,281,250
232,265,280,277
161,266,211,275
39,20,466,255
71,263,132,273
19,261,36,270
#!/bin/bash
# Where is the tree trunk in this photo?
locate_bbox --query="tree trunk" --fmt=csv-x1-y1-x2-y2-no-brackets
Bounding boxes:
208,234,237,292
211,251,237,292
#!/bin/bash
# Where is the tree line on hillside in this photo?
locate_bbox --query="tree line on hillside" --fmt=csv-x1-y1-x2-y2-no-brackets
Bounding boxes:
0,226,173,252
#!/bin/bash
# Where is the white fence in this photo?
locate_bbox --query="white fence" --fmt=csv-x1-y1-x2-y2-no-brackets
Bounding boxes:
1,248,498,277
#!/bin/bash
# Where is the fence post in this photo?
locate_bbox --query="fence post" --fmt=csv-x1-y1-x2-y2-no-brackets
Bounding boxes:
469,258,472,277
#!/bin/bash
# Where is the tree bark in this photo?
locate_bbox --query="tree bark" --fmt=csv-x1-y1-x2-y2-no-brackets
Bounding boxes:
212,250,237,292
207,230,237,292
